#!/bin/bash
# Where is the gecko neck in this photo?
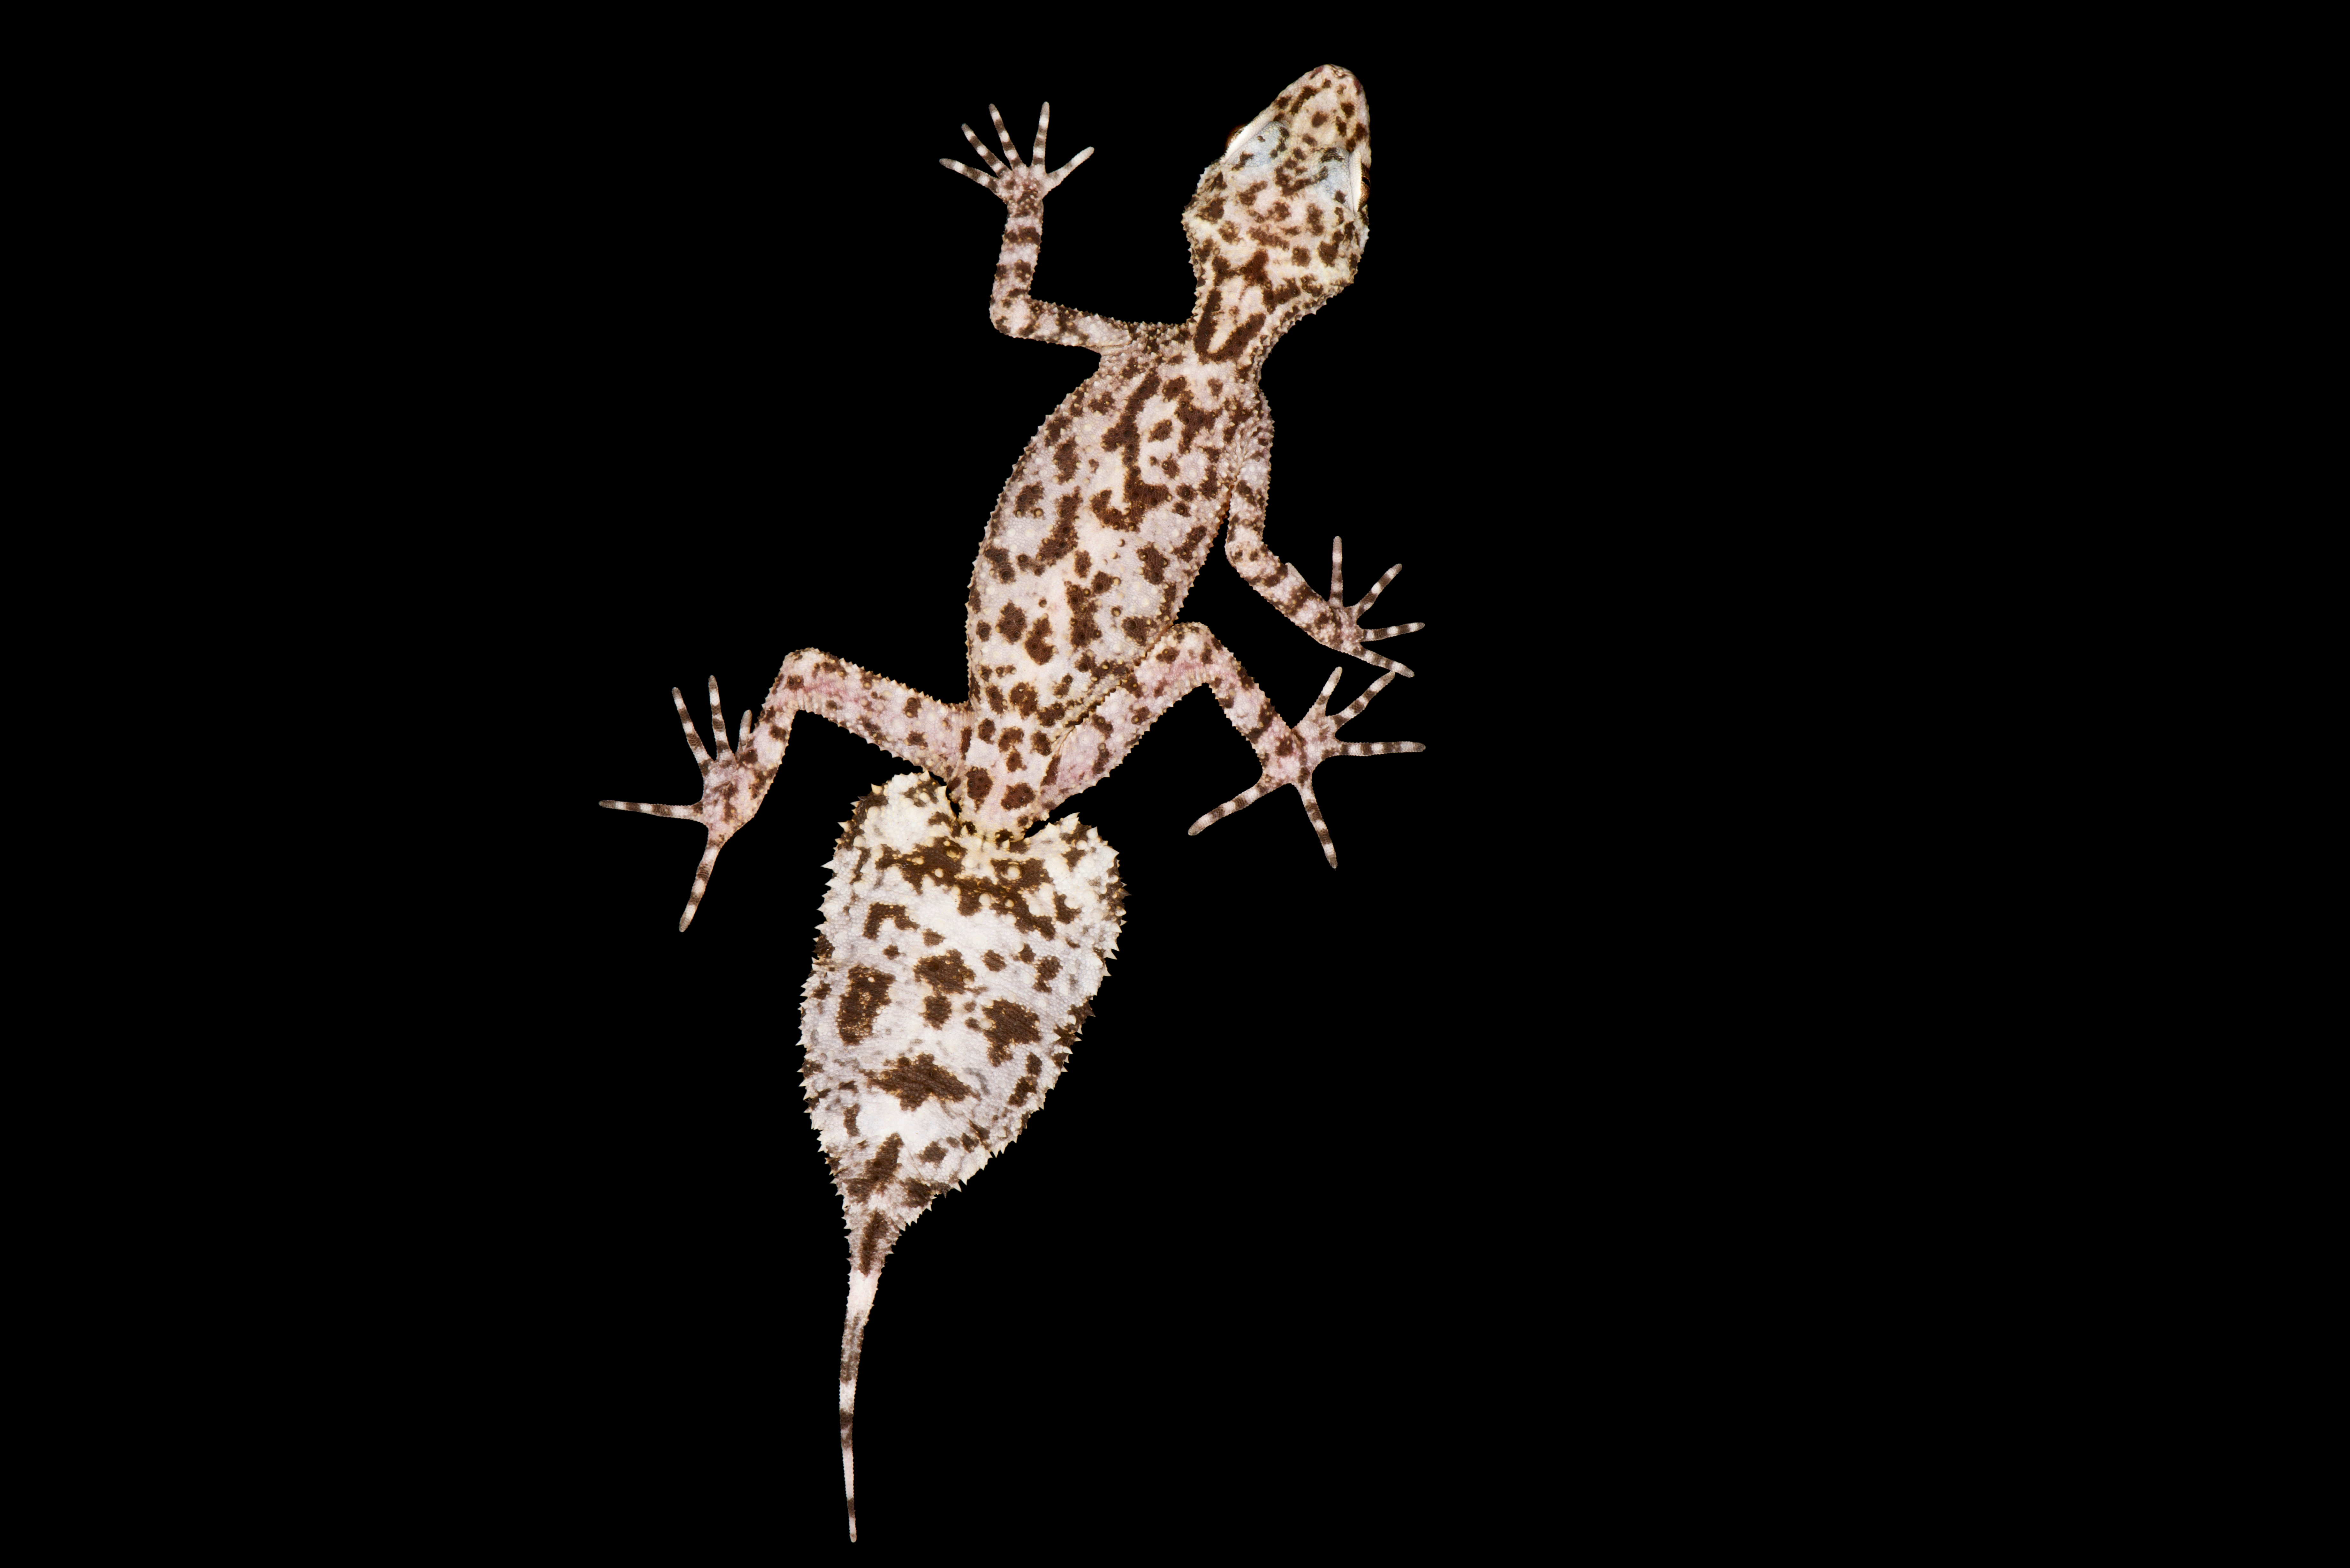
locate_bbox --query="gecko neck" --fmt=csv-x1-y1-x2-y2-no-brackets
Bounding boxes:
1186,283,1295,375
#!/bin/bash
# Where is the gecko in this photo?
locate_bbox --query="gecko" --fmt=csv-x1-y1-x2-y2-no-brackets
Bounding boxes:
598,65,1418,1542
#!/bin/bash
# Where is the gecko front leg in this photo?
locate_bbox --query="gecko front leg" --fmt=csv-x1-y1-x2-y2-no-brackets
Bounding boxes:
939,103,1137,351
1035,624,1421,867
1223,412,1427,677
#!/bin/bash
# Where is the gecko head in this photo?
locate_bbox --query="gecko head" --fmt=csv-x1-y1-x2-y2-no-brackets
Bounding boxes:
1182,65,1371,358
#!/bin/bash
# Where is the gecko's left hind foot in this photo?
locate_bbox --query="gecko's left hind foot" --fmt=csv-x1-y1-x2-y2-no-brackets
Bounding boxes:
598,677,777,932
1188,666,1423,867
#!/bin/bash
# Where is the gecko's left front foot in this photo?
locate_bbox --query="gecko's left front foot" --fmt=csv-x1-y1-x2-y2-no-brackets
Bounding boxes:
1189,667,1423,867
1314,535,1426,678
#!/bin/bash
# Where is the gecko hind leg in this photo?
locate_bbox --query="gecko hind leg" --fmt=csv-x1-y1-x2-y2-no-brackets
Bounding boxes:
598,677,789,932
1189,666,1424,867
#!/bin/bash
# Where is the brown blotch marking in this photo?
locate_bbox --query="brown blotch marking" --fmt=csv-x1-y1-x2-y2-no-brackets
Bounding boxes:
837,966,891,1044
1035,515,1079,571
863,902,916,942
997,604,1027,646
1136,543,1170,584
1053,439,1080,481
1009,682,1039,716
870,1054,973,1112
963,768,994,806
1073,550,1091,575
1121,615,1153,643
1013,482,1043,516
982,546,1016,583
918,1141,947,1164
842,1103,859,1137
1023,615,1057,664
1034,955,1061,990
999,783,1037,812
842,1134,903,1202
978,718,997,742
980,998,1043,1065
1176,401,1217,453
1007,1068,1040,1107
1064,578,1106,650
982,950,1007,972
914,947,976,998
858,1210,890,1274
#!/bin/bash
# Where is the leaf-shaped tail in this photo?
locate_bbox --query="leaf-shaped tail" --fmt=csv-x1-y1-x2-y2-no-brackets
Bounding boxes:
800,774,1126,1542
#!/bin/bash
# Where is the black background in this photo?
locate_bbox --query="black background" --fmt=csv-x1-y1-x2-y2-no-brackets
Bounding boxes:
143,17,2001,1553
390,39,1497,1556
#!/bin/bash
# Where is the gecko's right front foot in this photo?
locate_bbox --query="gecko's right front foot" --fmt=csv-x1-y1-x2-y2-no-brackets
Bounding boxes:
599,677,774,932
938,102,1094,213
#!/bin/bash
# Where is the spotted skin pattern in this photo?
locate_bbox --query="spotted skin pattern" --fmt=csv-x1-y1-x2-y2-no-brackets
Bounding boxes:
596,65,1420,1542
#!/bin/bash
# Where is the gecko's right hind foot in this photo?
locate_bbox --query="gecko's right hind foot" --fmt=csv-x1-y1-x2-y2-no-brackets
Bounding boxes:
1188,666,1424,868
939,102,1094,210
599,677,775,931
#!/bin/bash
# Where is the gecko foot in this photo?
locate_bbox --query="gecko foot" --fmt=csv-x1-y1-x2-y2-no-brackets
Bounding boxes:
1318,535,1425,678
1188,666,1423,867
939,102,1094,212
598,677,776,932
